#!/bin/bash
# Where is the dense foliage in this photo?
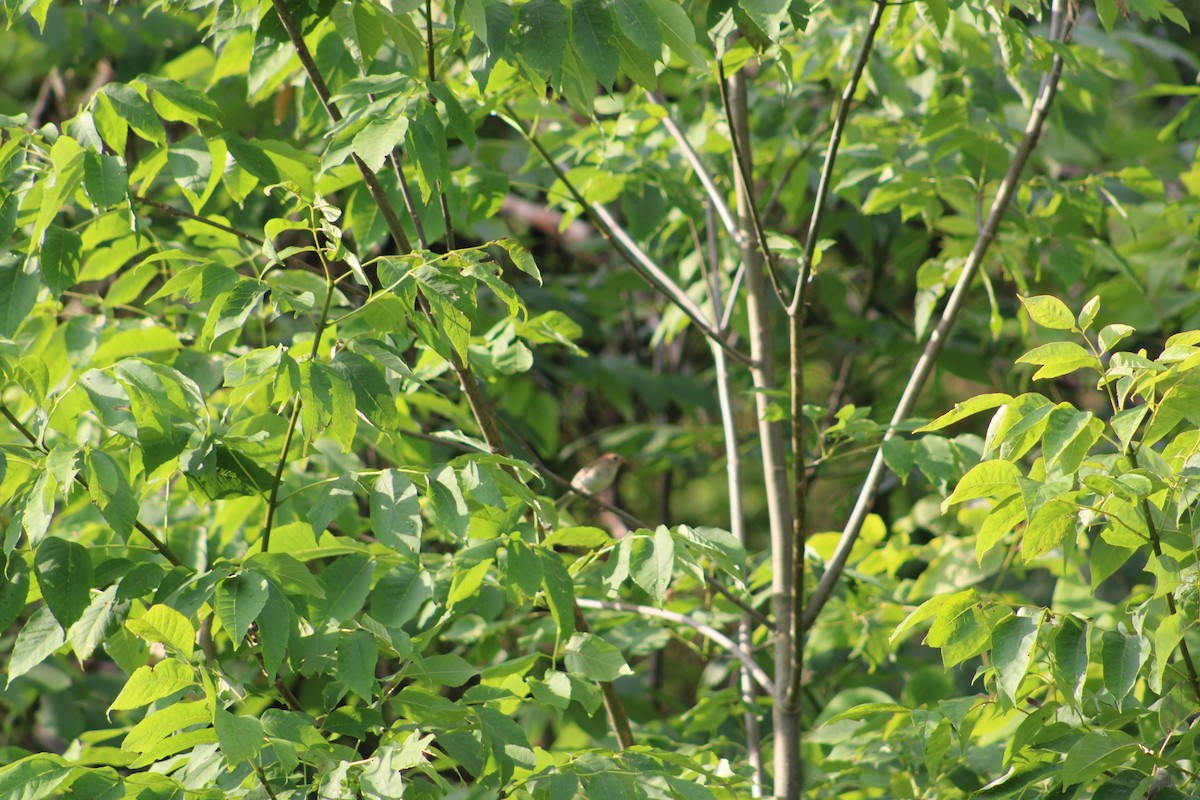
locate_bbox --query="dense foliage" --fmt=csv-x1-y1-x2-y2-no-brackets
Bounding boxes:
0,0,1197,798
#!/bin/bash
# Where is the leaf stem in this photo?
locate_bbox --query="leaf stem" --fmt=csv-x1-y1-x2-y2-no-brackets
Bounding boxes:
0,401,182,566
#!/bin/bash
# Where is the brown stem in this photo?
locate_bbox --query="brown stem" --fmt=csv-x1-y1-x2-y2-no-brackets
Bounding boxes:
802,0,1075,632
1128,451,1200,704
0,402,182,566
728,71,798,799
790,0,886,316
269,0,412,254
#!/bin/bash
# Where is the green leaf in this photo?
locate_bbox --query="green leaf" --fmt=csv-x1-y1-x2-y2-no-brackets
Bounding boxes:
84,449,138,539
915,393,1012,432
447,559,492,608
643,0,706,70
1019,294,1077,330
330,350,400,431
97,84,165,145
539,551,576,639
215,572,269,646
564,632,632,681
0,553,31,632
497,239,543,284
370,469,422,558
38,224,82,298
991,612,1040,704
67,583,122,661
416,653,478,688
942,460,1021,510
613,0,662,57
1020,499,1077,562
572,0,619,87
1095,0,1118,31
338,630,379,700
976,495,1026,561
1098,323,1135,353
1053,616,1088,709
316,555,374,623
429,465,470,540
137,74,223,125
630,526,674,604
34,536,92,630
738,0,790,41
256,580,292,680
124,698,211,754
8,605,65,685
1100,629,1143,705
1062,731,1137,786
0,260,40,338
985,393,1055,462
110,659,196,711
518,0,569,77
0,755,72,800
352,112,409,173
201,278,268,346
1154,613,1187,687
1015,341,1098,380
214,706,263,764
925,589,989,667
1042,406,1103,475
125,604,195,659
542,526,612,549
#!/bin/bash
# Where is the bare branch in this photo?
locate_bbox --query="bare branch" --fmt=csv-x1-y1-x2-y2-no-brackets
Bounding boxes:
802,1,1075,632
575,598,775,695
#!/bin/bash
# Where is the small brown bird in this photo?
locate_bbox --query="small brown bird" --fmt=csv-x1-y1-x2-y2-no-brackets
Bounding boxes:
557,452,625,510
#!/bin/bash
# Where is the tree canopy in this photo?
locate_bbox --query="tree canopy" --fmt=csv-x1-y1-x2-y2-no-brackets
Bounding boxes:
1,0,1199,798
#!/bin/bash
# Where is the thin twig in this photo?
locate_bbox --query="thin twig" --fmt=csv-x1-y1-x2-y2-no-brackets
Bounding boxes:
0,402,182,566
501,107,753,367
728,69,799,799
1129,451,1200,704
262,230,336,553
270,0,412,254
802,0,1075,632
575,598,775,695
717,61,788,310
657,101,741,243
790,0,887,317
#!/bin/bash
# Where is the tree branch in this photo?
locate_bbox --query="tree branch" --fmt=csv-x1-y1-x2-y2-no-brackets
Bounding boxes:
0,401,182,566
802,0,1075,632
501,107,753,367
575,598,774,695
789,0,887,316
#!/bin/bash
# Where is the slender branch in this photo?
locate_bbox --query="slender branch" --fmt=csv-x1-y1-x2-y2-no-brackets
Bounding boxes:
134,194,264,246
1129,451,1200,703
658,102,741,244
710,337,767,795
254,764,281,800
270,0,412,254
262,243,335,553
424,0,437,86
728,70,799,800
501,107,753,367
789,0,887,316
718,62,788,310
0,401,182,566
133,194,369,300
389,154,428,249
572,604,635,749
802,1,1074,632
575,598,775,695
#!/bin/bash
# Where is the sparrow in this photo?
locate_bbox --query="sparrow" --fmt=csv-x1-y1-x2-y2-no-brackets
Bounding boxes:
557,452,625,510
